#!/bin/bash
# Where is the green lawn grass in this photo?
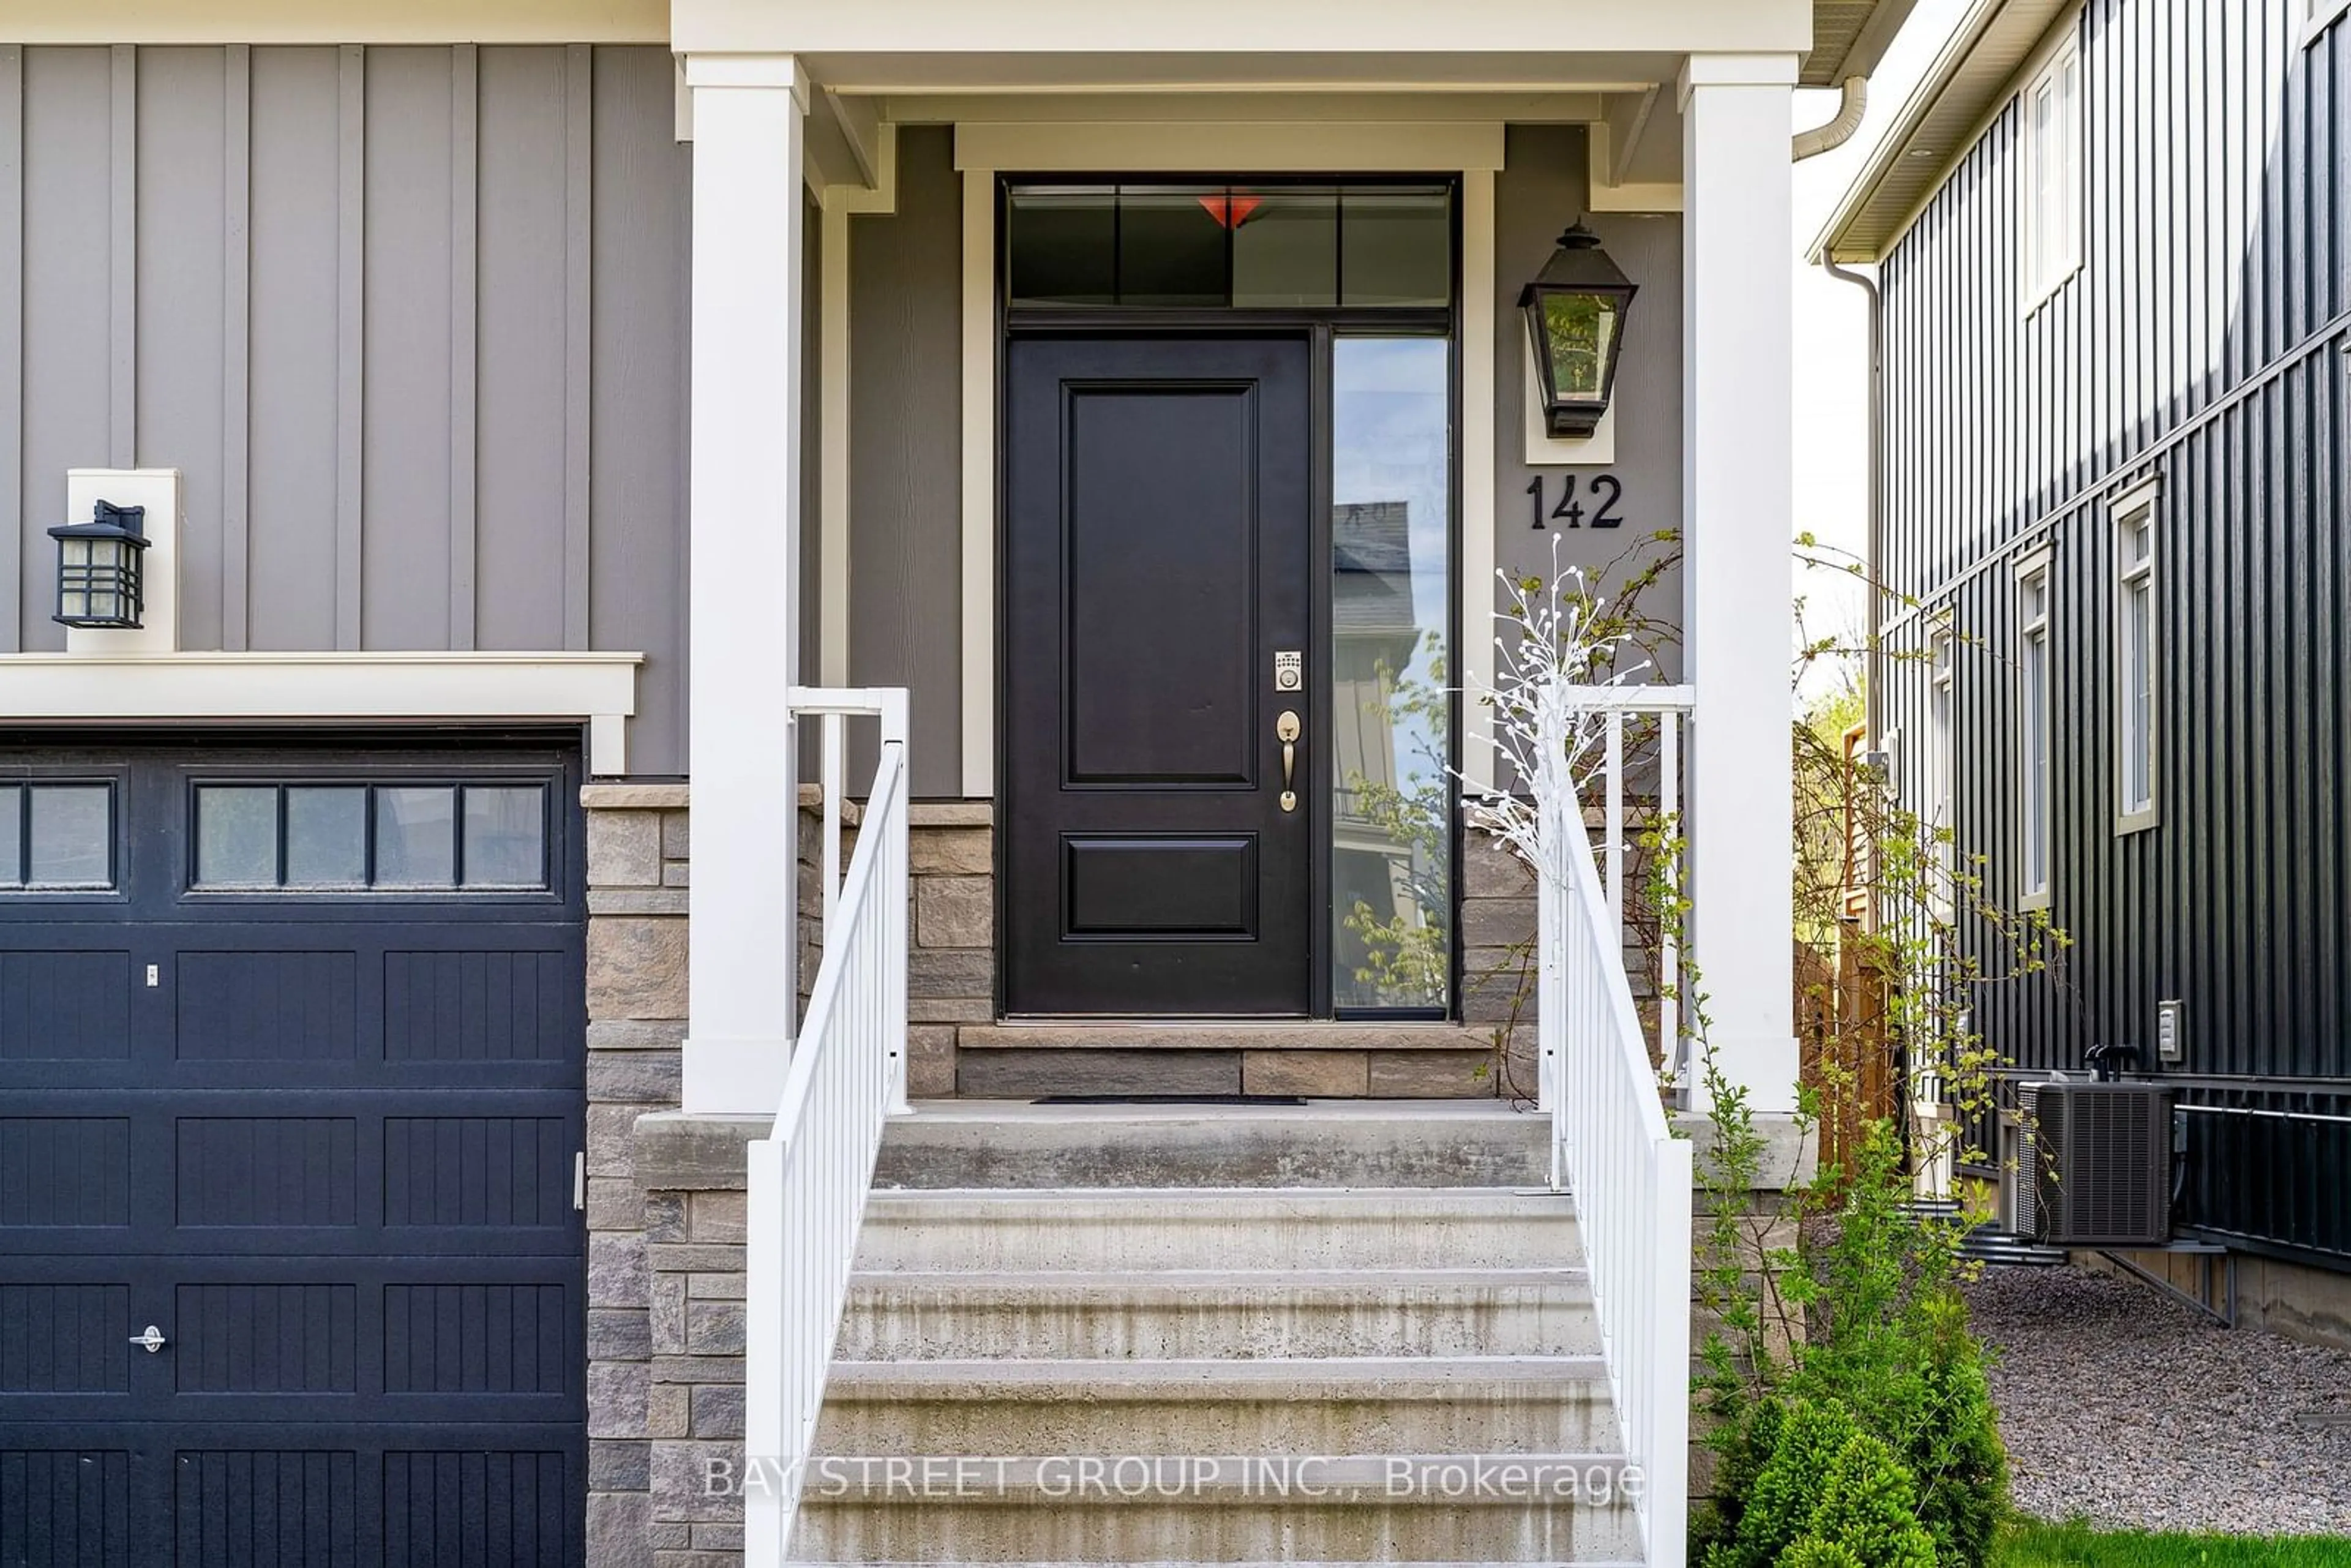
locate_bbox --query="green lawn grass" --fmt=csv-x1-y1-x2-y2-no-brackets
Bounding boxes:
1997,1519,2351,1566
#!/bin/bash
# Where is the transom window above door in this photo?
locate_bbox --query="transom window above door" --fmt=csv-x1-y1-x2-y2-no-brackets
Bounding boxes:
193,780,549,891
1005,182,1453,309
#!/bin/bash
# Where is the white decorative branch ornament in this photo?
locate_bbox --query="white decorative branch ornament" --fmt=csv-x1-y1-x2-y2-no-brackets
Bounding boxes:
1458,533,1643,883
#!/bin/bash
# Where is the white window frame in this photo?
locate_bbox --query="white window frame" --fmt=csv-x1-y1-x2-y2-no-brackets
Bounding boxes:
2015,552,2053,911
1926,621,1958,918
2019,26,2083,310
2112,479,2161,835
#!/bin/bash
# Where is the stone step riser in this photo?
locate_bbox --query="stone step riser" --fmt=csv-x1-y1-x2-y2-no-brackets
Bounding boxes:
836,1285,1599,1361
790,1499,1641,1563
855,1196,1580,1274
814,1390,1616,1455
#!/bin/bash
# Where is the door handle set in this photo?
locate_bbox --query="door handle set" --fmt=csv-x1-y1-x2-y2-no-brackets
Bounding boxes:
129,1324,168,1354
1276,710,1300,814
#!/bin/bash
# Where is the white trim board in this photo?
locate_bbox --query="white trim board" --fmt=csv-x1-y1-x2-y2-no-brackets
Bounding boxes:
0,651,643,775
954,121,1504,172
956,126,1504,798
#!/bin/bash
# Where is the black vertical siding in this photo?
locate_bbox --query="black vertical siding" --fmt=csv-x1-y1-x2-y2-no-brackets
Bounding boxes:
1879,2,2350,1262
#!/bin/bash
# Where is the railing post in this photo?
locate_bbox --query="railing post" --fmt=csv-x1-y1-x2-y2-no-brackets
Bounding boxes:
880,691,913,1116
1660,711,1682,1095
743,1134,787,1565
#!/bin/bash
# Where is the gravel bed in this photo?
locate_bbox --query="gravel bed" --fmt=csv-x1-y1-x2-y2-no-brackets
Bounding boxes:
1964,1264,2351,1535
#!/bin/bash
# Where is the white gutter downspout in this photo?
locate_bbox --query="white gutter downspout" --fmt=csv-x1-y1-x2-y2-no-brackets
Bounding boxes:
1792,74,1869,160
1793,72,1878,740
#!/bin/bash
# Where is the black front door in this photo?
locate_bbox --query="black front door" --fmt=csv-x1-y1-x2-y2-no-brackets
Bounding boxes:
1003,335,1313,1015
0,741,586,1566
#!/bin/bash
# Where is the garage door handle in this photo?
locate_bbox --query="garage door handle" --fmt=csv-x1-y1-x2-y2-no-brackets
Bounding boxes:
129,1325,168,1354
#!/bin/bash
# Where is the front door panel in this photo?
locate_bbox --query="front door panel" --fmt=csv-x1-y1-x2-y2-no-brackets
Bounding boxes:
1004,336,1312,1015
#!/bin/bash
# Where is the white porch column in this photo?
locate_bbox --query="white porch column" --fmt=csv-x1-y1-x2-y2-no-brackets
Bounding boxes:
681,53,809,1114
1680,53,1801,1114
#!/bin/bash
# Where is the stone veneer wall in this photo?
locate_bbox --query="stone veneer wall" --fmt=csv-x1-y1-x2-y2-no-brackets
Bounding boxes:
579,784,709,1567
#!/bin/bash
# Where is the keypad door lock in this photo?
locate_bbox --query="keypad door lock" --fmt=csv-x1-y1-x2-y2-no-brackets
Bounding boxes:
1273,651,1303,691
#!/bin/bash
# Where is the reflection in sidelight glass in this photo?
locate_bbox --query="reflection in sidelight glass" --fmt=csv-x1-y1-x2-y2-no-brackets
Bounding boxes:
1330,338,1452,1012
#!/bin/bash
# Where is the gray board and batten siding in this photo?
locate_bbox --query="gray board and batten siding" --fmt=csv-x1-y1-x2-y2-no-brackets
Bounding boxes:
1875,4,2348,1261
0,44,693,773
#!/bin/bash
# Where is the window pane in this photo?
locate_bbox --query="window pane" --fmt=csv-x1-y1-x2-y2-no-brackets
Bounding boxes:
1231,188,1338,308
463,787,547,888
1330,338,1452,1011
196,787,277,887
375,787,457,887
29,786,113,887
0,787,21,885
1117,187,1228,307
2124,582,2152,811
1341,189,1450,307
285,787,367,886
2023,634,2049,889
1007,186,1116,306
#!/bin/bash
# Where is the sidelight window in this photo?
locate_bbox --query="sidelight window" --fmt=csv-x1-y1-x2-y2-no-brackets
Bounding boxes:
194,781,549,891
1330,337,1453,1013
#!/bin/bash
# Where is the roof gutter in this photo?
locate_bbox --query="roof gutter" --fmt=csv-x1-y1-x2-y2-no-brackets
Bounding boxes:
1792,74,1869,161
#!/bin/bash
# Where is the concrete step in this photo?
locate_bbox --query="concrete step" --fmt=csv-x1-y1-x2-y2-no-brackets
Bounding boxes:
639,1101,1554,1193
852,1190,1578,1274
836,1268,1599,1360
814,1357,1618,1454
789,1454,1643,1562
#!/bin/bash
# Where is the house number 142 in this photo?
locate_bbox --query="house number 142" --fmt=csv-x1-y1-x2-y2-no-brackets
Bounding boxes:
1526,473,1625,530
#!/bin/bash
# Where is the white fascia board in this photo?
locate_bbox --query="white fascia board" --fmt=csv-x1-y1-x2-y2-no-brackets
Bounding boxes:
675,0,1805,56
0,651,643,775
956,121,1505,173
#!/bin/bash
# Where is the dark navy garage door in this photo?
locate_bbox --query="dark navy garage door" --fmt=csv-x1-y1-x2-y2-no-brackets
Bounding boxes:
0,741,587,1566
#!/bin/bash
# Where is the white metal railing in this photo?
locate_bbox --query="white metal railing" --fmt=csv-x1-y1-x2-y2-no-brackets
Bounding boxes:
1535,688,1693,1568
1561,683,1694,1089
744,687,912,1565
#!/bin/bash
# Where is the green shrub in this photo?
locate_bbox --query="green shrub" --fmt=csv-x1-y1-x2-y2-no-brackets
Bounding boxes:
1701,1398,1942,1568
1689,1116,2010,1567
1800,1430,1939,1568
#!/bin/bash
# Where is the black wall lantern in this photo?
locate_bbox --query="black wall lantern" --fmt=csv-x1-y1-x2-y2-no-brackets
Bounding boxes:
49,500,148,629
1520,218,1638,439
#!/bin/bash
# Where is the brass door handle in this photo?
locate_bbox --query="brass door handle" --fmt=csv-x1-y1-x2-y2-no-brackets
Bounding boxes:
1276,711,1300,813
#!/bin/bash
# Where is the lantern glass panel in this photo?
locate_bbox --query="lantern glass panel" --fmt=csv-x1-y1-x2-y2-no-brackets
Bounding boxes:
1539,289,1620,403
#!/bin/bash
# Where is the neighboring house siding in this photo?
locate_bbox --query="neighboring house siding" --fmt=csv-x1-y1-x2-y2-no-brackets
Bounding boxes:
0,43,692,771
1879,4,2350,1261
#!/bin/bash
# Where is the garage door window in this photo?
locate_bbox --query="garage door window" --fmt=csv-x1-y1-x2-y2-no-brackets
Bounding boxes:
195,781,548,890
0,782,115,888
